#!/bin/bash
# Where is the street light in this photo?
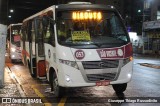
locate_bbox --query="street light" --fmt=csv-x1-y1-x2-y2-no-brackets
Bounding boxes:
10,9,14,13
138,10,141,13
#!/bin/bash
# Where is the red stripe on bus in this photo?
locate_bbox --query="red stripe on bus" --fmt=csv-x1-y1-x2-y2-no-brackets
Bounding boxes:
22,49,30,58
37,60,46,77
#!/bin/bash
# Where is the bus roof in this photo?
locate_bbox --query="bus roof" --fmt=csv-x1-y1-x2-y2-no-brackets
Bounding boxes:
56,4,115,11
23,3,116,22
23,6,55,22
8,23,22,29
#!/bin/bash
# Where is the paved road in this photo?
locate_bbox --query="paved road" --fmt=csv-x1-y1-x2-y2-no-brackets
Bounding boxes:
5,57,160,106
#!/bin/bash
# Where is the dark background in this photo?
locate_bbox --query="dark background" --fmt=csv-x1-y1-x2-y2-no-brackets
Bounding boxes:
0,0,148,35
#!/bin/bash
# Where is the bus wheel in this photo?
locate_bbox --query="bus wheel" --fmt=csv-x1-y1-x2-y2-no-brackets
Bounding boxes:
112,83,127,94
52,73,65,97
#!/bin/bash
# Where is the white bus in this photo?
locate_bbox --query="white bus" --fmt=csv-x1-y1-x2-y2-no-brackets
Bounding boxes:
7,23,22,63
21,2,133,97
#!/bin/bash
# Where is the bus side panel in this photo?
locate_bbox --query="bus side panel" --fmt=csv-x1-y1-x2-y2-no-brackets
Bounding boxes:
20,40,24,63
55,45,95,87
110,61,133,84
44,43,57,81
25,41,30,61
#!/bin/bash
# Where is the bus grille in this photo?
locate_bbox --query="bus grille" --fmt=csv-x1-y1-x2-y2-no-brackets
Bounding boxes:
82,60,119,69
86,73,116,81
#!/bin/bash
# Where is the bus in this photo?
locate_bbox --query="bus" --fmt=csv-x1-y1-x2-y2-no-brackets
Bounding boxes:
21,2,133,97
7,23,22,63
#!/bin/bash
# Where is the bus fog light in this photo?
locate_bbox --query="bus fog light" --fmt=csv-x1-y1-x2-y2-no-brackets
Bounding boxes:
65,75,71,82
12,55,15,58
128,74,131,78
11,48,16,52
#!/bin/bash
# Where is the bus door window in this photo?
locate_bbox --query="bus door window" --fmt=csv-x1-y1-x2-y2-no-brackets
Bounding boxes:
49,20,55,46
43,16,55,47
43,17,50,43
27,21,32,42
31,21,36,55
21,23,28,64
21,23,27,47
35,19,45,56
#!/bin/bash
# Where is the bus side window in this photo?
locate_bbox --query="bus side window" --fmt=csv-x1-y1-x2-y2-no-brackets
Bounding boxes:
21,26,26,41
31,21,36,42
43,18,55,47
43,17,49,43
44,26,50,43
27,20,32,42
49,22,55,46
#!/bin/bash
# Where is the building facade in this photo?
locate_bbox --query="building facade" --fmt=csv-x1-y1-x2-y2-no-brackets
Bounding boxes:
143,0,160,54
150,0,160,20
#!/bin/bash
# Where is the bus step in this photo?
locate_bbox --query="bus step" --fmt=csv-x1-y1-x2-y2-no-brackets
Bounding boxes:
38,77,46,80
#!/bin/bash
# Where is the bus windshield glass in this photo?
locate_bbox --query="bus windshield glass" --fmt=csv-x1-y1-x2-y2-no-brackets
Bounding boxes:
11,25,21,47
56,10,130,48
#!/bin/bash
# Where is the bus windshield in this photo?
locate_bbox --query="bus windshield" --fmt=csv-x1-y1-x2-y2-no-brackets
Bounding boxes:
56,10,130,48
11,25,21,47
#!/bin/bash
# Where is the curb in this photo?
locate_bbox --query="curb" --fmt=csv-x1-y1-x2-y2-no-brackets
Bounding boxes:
5,66,32,106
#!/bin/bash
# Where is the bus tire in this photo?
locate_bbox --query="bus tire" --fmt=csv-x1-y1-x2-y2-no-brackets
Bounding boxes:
112,83,127,94
51,72,65,97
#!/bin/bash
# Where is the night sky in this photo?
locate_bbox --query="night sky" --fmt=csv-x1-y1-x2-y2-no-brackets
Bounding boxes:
7,0,54,24
5,0,91,24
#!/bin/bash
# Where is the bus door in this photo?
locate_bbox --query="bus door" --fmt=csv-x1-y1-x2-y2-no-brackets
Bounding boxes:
29,20,37,77
35,18,46,78
21,24,27,66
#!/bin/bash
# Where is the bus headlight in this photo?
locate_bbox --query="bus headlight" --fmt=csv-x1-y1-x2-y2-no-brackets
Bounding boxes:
11,48,16,52
59,59,79,69
123,56,133,67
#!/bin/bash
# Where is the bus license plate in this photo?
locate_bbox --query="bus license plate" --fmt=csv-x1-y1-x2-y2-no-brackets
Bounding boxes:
96,80,110,86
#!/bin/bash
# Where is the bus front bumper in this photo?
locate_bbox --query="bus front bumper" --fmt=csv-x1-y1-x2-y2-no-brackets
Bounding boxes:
58,61,133,87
